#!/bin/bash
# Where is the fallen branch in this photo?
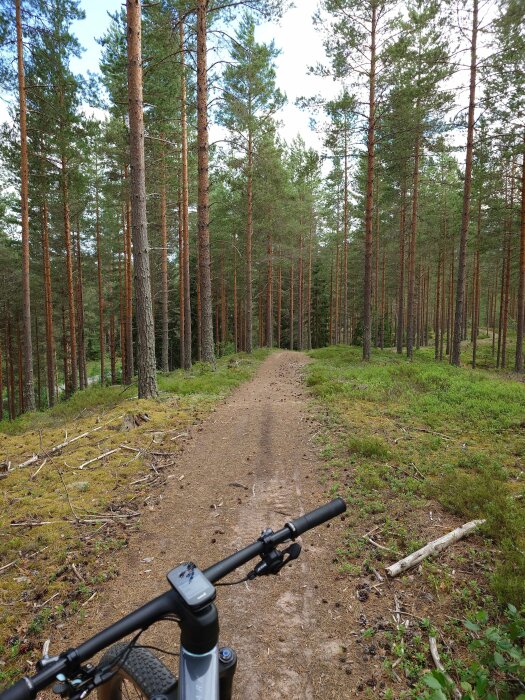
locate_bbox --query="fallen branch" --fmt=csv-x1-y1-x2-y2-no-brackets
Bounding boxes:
365,537,399,555
385,519,485,578
120,444,141,453
30,458,48,480
0,559,19,574
72,564,85,583
19,426,105,468
10,521,60,527
429,636,461,700
411,427,453,441
74,448,120,470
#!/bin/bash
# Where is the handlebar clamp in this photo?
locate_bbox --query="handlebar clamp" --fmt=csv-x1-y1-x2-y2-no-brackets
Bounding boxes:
248,529,302,579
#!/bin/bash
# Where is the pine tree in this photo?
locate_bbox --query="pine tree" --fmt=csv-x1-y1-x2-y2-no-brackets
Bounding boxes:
126,0,158,397
218,13,284,353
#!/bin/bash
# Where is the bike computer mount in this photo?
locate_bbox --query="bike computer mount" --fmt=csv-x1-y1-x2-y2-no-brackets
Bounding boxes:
167,562,216,611
246,528,302,579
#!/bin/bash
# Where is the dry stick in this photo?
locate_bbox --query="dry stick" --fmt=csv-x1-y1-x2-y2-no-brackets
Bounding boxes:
429,636,462,700
35,592,60,609
366,537,399,555
19,425,105,468
74,448,121,470
30,458,48,480
385,519,485,578
0,559,19,574
71,563,85,583
409,426,452,440
58,469,79,522
10,521,59,527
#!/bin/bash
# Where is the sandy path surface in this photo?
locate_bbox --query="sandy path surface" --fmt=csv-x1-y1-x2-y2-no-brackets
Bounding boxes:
52,351,354,699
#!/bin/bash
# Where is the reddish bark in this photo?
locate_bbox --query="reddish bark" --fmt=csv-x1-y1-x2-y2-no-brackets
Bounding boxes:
196,0,215,364
95,160,105,384
41,201,55,406
180,19,192,370
16,0,35,411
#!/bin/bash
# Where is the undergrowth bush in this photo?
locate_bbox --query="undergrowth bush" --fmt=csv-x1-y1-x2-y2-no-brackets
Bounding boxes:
423,605,525,699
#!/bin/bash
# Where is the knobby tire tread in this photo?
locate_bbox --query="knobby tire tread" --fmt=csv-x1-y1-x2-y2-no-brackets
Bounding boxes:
96,642,177,700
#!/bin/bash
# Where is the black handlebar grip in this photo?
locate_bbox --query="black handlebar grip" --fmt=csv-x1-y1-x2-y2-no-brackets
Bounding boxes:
286,497,346,537
0,678,35,700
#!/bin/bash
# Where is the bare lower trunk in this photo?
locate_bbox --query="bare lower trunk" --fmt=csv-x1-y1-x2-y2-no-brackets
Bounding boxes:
110,312,117,384
95,160,105,384
396,189,406,353
41,201,55,406
124,198,134,383
406,135,421,359
452,0,478,366
126,0,158,397
277,260,282,348
298,232,304,350
434,253,441,360
515,132,525,372
62,156,77,392
160,144,169,373
289,257,294,350
178,187,185,368
17,323,23,413
75,225,87,390
266,233,273,348
246,132,254,353
0,342,3,421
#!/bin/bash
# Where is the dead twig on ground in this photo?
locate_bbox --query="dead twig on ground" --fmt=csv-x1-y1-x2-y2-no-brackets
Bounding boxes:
385,519,485,577
0,559,19,574
365,537,399,555
30,458,48,480
72,564,85,583
429,636,462,699
58,470,80,522
19,415,123,469
74,448,121,470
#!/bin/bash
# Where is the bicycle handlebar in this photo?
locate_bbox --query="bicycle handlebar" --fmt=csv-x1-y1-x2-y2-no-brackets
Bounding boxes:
0,498,346,700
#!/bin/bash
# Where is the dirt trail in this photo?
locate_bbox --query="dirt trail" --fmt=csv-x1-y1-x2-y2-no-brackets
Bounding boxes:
54,352,355,698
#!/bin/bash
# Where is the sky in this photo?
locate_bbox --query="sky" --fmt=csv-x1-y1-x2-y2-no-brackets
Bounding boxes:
66,0,333,151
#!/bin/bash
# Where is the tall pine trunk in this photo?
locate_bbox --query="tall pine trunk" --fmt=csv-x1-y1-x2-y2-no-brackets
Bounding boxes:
126,0,158,397
160,143,169,373
515,132,525,372
363,3,377,361
75,225,87,390
406,134,421,359
246,131,254,353
396,189,406,353
180,18,192,370
16,0,34,411
196,0,215,364
95,161,105,384
266,232,273,348
452,0,478,366
62,155,77,393
41,201,55,406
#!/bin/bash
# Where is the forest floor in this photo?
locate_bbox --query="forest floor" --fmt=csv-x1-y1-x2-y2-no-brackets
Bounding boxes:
1,349,525,698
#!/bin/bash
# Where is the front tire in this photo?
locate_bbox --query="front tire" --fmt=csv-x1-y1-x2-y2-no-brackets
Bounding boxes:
97,643,177,700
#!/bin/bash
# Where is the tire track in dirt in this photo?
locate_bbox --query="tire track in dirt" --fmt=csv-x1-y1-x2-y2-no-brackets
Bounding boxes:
54,352,351,699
